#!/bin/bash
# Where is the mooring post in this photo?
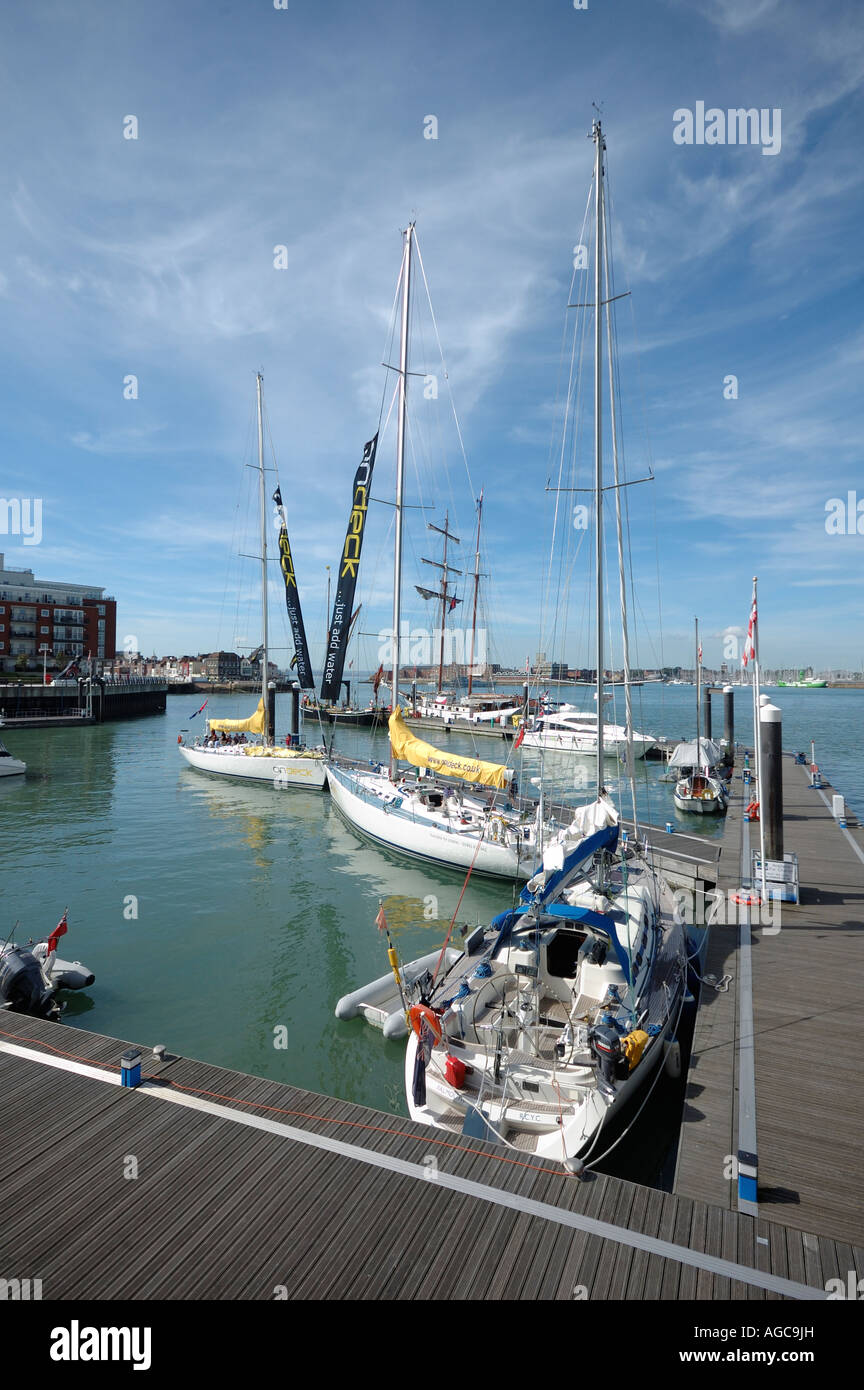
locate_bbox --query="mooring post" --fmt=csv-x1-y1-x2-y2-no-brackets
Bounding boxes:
267,680,277,745
760,702,783,862
522,681,529,723
723,685,734,767
290,682,300,743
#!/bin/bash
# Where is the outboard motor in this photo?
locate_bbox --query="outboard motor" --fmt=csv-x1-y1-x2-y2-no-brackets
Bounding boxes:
588,1022,625,1085
0,946,60,1019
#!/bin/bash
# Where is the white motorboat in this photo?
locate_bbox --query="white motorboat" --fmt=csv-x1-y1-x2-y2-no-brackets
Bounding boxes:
519,699,656,759
178,375,326,792
0,738,26,777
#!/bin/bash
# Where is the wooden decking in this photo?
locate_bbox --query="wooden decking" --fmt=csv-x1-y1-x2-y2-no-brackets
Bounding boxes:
0,1009,853,1300
674,753,864,1247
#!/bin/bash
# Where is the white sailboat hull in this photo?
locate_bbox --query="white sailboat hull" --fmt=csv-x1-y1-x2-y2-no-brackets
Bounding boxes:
0,759,27,777
178,743,326,789
326,762,540,879
672,792,726,815
405,1001,676,1162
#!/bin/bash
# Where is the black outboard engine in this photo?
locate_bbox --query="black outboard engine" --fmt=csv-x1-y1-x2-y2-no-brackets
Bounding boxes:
0,947,60,1019
588,1022,625,1085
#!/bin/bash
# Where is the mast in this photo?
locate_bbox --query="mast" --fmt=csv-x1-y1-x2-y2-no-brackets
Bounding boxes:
467,490,484,697
389,223,413,777
602,197,638,830
422,514,461,693
593,119,605,789
695,617,701,769
256,372,271,743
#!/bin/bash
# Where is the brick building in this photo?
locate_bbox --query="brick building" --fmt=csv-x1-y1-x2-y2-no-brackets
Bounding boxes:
0,553,117,673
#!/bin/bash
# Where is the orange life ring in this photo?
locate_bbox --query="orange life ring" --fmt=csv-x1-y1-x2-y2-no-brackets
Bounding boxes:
177,735,182,743
746,801,760,820
409,1004,443,1045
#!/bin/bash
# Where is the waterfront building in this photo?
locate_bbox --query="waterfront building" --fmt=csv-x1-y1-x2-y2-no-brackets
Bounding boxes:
0,553,116,673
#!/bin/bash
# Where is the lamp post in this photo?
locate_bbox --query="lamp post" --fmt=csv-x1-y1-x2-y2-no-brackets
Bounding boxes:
39,644,52,685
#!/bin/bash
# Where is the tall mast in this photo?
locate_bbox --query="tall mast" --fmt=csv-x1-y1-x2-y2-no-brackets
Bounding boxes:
695,617,701,768
602,194,638,830
593,119,605,789
467,490,484,697
257,372,271,742
389,223,413,777
423,514,461,693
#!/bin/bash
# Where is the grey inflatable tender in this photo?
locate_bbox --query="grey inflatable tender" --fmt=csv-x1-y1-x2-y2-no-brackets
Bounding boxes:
0,945,60,1019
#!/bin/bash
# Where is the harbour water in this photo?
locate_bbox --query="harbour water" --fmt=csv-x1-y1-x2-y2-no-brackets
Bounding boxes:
2,681,860,1185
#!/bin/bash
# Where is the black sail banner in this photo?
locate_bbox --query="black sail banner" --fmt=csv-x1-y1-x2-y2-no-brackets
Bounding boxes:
320,433,378,703
273,487,314,689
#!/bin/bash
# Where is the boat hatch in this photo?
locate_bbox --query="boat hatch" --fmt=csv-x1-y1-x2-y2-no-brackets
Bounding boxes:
544,928,587,979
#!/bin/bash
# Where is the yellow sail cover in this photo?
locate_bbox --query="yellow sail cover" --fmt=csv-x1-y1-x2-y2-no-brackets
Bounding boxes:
388,707,512,790
208,697,266,734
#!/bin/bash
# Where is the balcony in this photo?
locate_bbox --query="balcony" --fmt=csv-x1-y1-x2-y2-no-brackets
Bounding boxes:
10,624,36,637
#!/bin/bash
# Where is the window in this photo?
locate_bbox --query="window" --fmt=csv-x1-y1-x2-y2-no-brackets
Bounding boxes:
41,609,49,617
98,605,105,616
40,626,49,634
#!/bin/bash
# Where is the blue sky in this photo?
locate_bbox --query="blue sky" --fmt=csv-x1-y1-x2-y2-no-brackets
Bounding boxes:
1,0,862,674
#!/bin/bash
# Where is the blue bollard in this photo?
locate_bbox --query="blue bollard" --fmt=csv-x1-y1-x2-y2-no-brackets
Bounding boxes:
120,1048,142,1088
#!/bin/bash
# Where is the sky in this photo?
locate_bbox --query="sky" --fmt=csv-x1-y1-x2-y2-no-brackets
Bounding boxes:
1,0,862,676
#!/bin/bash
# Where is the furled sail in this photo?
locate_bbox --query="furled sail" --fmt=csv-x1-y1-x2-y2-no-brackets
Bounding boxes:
273,487,314,690
388,707,513,789
320,434,378,702
208,697,266,734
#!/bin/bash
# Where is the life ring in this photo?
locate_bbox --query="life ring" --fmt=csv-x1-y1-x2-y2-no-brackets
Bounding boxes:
409,1004,443,1045
177,735,182,744
746,801,760,820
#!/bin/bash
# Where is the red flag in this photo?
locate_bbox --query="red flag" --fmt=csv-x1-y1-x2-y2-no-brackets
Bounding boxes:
514,724,525,750
47,912,68,956
372,663,384,695
742,586,757,667
375,903,387,933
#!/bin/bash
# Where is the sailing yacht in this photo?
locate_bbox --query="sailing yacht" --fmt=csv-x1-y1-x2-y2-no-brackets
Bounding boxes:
672,620,727,815
338,120,686,1167
178,375,326,790
325,223,560,879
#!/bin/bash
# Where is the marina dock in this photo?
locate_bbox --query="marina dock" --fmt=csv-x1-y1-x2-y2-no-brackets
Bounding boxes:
1,740,860,1304
0,677,167,726
674,752,864,1248
0,1009,849,1300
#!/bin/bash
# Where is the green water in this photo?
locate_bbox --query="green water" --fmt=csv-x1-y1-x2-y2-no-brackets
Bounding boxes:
2,683,860,1176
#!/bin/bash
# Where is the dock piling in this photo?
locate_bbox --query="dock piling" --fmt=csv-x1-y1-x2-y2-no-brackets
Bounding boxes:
760,703,783,862
723,685,734,766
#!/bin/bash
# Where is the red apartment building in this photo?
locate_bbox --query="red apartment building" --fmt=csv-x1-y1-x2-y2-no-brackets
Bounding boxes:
0,553,117,673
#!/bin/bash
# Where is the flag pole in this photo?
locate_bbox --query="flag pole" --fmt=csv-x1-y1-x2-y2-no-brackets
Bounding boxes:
752,578,767,902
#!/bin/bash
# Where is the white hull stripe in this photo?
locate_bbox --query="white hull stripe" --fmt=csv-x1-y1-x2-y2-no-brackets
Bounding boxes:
0,1038,824,1300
